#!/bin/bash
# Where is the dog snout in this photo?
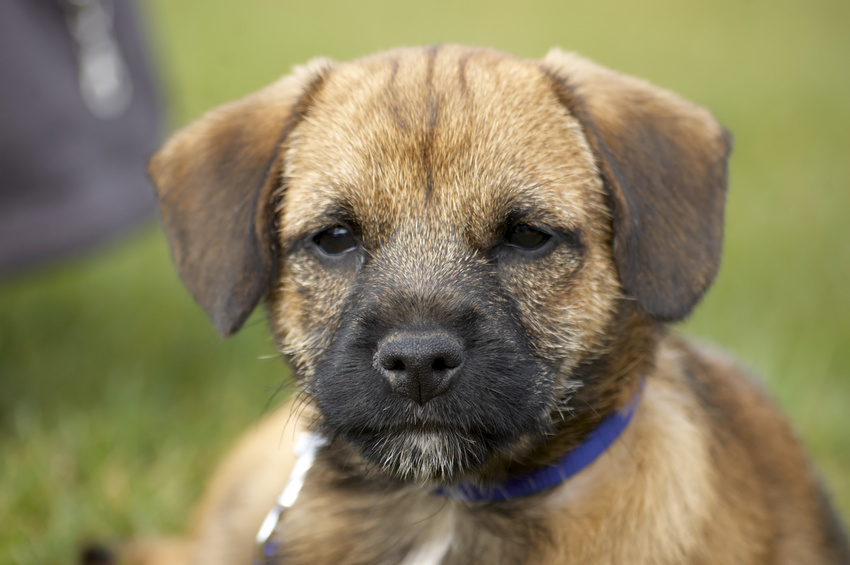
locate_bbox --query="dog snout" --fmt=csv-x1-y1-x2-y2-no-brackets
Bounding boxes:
374,331,465,405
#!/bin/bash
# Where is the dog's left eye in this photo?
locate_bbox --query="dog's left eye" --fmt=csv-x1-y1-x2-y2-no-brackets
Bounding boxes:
313,226,357,255
506,225,551,250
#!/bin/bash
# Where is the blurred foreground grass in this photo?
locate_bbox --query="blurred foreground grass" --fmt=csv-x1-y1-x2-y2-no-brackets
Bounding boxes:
1,0,848,562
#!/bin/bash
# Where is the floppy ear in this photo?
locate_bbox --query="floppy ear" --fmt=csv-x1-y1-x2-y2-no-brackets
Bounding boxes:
541,49,731,322
150,58,333,337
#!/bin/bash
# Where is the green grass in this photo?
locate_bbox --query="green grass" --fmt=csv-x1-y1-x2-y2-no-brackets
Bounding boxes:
2,0,848,561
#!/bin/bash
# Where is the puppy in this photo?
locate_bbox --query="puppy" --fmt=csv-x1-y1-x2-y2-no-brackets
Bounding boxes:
133,45,848,564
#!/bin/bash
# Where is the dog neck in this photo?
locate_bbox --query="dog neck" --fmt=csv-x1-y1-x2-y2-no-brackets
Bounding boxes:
433,382,642,502
255,372,644,563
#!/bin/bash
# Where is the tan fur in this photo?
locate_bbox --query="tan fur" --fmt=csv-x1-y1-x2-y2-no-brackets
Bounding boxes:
127,45,848,564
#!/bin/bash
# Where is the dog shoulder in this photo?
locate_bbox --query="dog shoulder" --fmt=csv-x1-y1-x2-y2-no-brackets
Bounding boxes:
664,336,850,564
533,336,848,564
123,402,308,565
191,403,308,563
534,337,721,563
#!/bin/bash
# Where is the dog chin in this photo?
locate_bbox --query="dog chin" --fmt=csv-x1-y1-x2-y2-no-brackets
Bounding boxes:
352,427,495,485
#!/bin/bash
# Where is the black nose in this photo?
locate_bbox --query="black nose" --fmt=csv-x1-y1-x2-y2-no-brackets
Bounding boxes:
374,331,465,405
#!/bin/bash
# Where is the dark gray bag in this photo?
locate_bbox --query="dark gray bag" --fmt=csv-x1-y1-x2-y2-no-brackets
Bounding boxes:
0,0,162,276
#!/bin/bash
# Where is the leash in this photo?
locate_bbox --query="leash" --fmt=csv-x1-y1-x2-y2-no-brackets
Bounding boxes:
253,432,327,565
254,386,641,560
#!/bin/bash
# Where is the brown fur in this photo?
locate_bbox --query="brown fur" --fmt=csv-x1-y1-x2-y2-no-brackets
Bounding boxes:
129,46,848,564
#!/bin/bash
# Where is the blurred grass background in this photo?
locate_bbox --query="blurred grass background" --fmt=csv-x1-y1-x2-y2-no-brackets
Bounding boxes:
1,0,848,562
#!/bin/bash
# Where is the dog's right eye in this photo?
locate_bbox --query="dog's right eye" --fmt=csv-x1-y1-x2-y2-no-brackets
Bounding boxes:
313,226,357,255
505,225,551,250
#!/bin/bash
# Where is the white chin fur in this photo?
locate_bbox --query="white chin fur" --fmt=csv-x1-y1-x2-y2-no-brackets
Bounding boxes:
379,429,477,484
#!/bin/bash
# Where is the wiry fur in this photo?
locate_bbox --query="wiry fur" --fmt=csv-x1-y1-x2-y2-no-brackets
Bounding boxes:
121,45,849,565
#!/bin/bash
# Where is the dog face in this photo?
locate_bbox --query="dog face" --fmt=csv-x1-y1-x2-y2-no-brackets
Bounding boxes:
273,50,621,482
150,46,729,484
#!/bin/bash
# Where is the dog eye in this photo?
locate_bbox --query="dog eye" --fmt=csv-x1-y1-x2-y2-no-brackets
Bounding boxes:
313,226,357,255
506,225,551,250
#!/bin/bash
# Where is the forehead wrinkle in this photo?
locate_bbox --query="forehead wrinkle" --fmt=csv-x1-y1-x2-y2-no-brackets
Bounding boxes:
282,48,603,247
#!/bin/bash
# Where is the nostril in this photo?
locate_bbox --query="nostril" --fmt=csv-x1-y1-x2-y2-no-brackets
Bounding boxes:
431,354,461,372
379,353,407,372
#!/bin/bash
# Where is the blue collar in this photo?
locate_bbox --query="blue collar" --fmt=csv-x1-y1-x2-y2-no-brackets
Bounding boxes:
434,387,642,502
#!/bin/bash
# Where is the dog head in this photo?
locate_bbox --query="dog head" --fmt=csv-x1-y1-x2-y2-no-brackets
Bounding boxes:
150,46,729,484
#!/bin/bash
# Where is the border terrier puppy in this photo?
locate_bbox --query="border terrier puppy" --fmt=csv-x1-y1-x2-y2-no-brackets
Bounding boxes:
132,45,848,564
